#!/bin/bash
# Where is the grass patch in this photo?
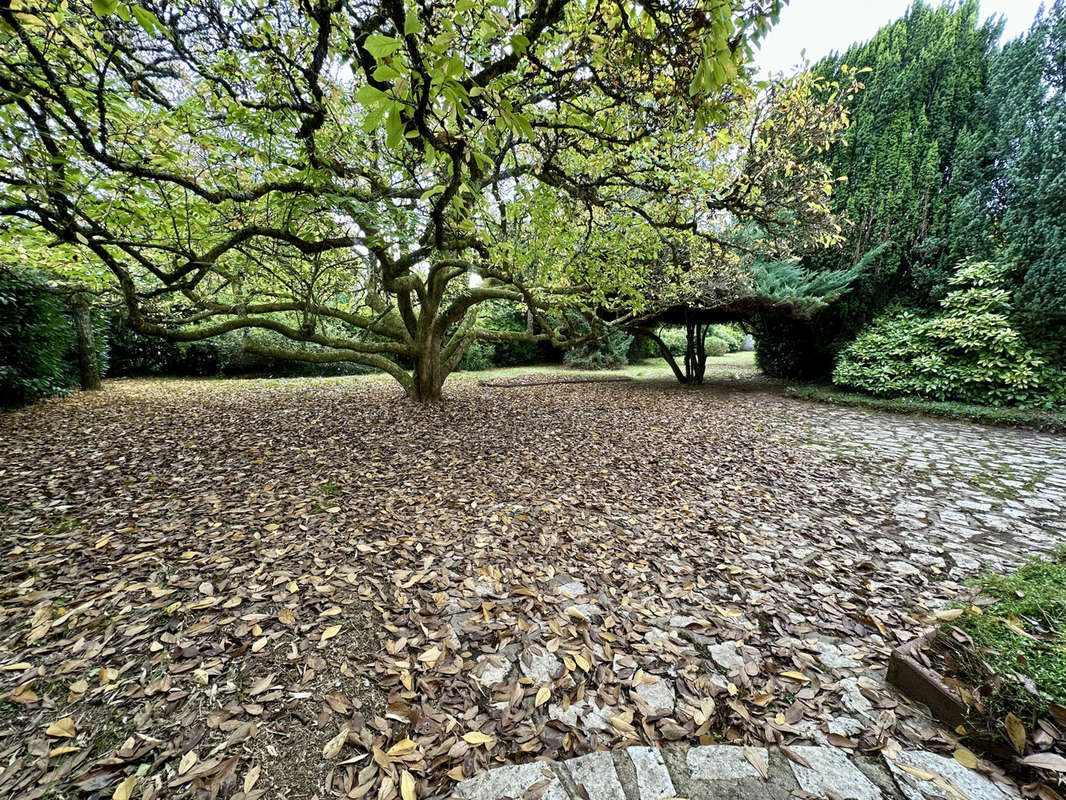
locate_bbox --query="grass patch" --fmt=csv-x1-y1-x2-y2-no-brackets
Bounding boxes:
787,384,1066,434
941,549,1066,724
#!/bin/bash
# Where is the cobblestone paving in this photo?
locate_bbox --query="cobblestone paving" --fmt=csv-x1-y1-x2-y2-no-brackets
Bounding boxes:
776,399,1066,577
450,743,1012,800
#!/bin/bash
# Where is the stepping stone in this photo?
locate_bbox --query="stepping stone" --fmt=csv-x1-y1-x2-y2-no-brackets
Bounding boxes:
886,750,1008,800
474,654,511,688
567,751,625,800
556,580,587,598
686,745,765,780
787,745,881,800
548,699,617,733
707,641,746,672
626,747,676,800
452,761,567,800
632,674,676,715
520,648,562,684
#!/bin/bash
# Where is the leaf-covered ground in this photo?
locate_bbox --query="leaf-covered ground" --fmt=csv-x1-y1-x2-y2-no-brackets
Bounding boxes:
1,373,1059,799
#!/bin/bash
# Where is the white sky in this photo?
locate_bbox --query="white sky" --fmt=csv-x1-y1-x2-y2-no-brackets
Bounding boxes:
755,0,1046,77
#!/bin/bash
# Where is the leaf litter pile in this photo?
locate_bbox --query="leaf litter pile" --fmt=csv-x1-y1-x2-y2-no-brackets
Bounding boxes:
0,377,1019,798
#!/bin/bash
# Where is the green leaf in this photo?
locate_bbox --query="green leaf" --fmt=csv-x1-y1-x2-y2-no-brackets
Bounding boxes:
364,34,402,60
91,0,119,16
510,34,529,54
404,13,423,36
355,85,386,105
454,0,475,12
372,65,400,81
131,5,161,35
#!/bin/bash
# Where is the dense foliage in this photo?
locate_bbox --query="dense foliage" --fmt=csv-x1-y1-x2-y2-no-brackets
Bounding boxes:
833,261,1066,407
0,270,76,405
757,0,1066,396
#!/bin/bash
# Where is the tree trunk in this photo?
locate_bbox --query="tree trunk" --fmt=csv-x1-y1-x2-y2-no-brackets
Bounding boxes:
644,330,689,385
72,292,101,391
410,338,444,402
681,320,708,385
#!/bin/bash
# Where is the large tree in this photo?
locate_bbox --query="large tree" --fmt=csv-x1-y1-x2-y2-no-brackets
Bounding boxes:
0,0,798,400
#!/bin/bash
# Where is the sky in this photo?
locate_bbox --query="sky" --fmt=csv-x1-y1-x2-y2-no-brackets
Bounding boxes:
755,0,1047,77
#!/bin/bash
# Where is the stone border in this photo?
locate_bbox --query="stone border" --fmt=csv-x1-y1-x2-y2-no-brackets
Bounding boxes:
887,629,968,730
446,743,1012,800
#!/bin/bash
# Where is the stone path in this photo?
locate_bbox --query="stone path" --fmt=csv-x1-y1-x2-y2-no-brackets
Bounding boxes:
784,401,1066,576
450,743,1013,800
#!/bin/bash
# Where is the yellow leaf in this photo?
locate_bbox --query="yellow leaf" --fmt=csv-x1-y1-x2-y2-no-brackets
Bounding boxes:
278,607,295,625
462,731,495,747
446,765,465,782
1005,712,1026,755
98,667,118,685
400,769,417,800
45,717,76,738
1,662,31,671
953,747,978,769
779,671,810,683
243,765,261,793
321,624,341,642
112,775,136,800
49,746,79,757
11,684,38,704
535,686,551,707
573,653,590,672
387,738,418,757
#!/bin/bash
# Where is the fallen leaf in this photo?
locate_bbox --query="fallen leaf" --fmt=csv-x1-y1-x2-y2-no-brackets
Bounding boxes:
45,717,76,738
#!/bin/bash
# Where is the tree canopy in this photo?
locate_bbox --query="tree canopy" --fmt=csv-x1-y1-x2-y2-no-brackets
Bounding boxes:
0,0,871,399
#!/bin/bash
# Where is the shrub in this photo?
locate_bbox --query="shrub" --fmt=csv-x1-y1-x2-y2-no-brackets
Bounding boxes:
458,341,494,371
754,316,836,379
704,336,729,357
0,270,76,405
833,261,1066,407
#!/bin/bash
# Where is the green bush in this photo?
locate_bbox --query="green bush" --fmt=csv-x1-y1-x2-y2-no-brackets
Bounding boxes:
704,336,729,357
564,324,632,369
0,270,76,405
833,261,1066,407
754,316,836,380
458,340,494,371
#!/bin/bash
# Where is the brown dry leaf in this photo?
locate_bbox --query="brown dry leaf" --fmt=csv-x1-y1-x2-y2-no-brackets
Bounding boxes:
323,726,350,759
462,731,495,747
178,751,198,774
743,746,769,780
243,764,261,792
1022,753,1066,772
